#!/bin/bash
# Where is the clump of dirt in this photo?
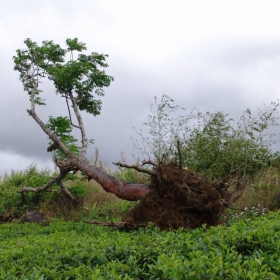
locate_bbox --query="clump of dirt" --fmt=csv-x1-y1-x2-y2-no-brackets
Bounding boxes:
21,210,48,224
122,164,242,230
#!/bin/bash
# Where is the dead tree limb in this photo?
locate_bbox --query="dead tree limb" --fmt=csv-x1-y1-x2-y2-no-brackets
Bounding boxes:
222,163,245,183
19,178,58,193
176,140,183,169
57,178,77,203
18,167,77,203
113,162,156,176
141,160,158,167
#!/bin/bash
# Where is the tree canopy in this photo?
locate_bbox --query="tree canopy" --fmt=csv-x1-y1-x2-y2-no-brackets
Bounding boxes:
13,38,149,203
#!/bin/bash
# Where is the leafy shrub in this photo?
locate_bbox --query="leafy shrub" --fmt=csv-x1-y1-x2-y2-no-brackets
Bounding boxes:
68,181,88,199
181,110,275,180
134,95,279,181
0,165,55,220
0,183,20,221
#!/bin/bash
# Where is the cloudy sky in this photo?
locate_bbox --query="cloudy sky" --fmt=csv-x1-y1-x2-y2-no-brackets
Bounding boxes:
1,0,280,176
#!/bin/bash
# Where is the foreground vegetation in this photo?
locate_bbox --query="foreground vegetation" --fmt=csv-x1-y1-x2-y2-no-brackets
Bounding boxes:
1,162,280,223
0,211,280,279
1,164,279,278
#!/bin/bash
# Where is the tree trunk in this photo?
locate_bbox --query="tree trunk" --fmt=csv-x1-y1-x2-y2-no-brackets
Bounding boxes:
74,158,150,201
86,163,246,230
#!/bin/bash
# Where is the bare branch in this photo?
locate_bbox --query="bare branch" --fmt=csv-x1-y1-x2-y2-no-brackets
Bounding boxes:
68,91,88,158
113,161,156,176
19,177,58,193
19,167,77,203
65,96,80,129
226,205,247,211
18,167,72,194
84,220,126,228
222,163,245,183
57,178,77,202
27,109,75,159
141,159,158,167
176,139,183,169
227,180,246,205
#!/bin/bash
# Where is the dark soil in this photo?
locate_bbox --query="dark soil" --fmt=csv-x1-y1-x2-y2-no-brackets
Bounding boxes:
122,164,236,230
21,210,47,224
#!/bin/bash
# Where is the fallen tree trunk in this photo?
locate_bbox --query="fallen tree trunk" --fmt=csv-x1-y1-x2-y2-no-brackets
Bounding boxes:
72,157,150,201
85,163,246,230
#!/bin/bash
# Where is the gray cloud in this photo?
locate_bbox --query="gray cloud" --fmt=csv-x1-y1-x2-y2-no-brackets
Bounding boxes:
1,1,280,175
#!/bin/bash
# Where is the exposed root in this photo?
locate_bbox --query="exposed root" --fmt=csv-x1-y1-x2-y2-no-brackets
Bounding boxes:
119,163,246,230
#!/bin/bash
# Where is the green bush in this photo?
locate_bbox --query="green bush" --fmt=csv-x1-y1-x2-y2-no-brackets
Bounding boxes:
181,111,274,180
134,95,279,181
0,165,56,220
68,181,88,199
0,182,20,220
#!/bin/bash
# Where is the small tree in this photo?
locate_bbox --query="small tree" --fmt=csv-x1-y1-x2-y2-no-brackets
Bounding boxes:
13,38,150,202
133,95,279,180
180,105,279,180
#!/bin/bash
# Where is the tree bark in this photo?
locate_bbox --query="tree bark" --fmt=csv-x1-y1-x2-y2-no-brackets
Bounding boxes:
75,158,150,201
26,109,149,201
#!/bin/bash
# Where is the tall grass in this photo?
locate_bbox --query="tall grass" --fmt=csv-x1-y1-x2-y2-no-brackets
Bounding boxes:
234,167,280,209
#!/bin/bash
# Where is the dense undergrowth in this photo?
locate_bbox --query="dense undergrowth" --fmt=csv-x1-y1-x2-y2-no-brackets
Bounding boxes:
0,164,140,222
0,211,280,279
1,163,280,223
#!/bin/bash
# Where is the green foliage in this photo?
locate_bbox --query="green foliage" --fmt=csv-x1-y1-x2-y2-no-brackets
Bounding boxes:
46,116,79,159
68,182,88,199
13,38,113,115
13,38,114,160
182,109,276,179
1,211,280,279
0,165,55,219
135,95,279,180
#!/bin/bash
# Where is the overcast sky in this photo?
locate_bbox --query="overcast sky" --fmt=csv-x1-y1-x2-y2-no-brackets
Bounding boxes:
1,0,280,176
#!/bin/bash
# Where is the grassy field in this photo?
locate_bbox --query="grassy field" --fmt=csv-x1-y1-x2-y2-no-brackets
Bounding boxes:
1,211,280,279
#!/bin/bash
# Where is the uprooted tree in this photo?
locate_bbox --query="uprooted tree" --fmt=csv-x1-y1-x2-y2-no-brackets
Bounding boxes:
13,38,279,230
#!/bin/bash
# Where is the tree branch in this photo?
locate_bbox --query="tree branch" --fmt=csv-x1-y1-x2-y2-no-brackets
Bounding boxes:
222,163,245,183
226,205,247,211
19,174,60,193
84,220,146,230
80,158,150,200
57,178,77,202
113,162,156,176
69,91,88,158
19,167,77,203
27,109,75,159
176,140,183,169
141,159,158,167
65,96,80,129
